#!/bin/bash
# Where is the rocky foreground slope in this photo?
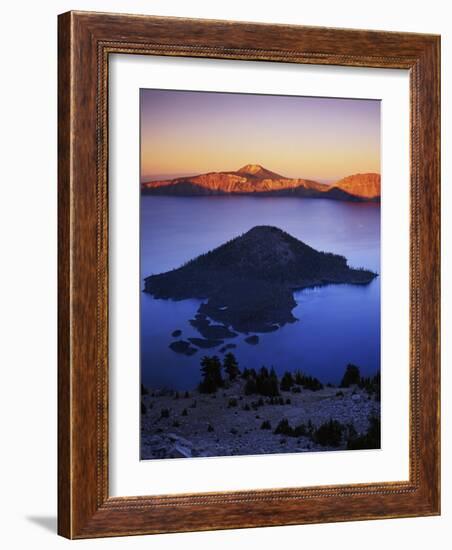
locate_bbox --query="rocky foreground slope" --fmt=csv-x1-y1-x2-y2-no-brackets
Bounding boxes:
141,378,380,459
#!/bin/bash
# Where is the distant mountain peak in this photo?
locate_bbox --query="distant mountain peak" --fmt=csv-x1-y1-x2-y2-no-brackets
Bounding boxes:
237,163,266,174
236,164,283,179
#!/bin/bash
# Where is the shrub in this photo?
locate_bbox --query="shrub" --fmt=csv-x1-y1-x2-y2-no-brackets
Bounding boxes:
274,418,292,436
243,404,251,411
345,422,357,441
347,415,381,450
359,372,381,401
160,408,170,419
313,419,344,447
261,420,272,430
184,391,190,398
294,370,323,391
207,424,214,432
140,384,148,395
273,418,307,437
190,400,197,409
181,408,188,416
293,423,307,437
304,376,323,391
228,398,238,408
340,364,361,387
286,398,291,405
291,386,301,393
172,420,180,428
141,401,147,414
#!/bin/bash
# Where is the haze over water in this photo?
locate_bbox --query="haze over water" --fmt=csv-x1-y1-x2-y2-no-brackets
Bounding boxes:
140,195,380,390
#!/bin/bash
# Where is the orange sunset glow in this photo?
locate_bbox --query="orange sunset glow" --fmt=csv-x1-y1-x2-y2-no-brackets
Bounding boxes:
140,89,380,183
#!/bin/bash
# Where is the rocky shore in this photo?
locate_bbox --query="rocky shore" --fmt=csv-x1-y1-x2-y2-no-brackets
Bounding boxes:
141,374,380,460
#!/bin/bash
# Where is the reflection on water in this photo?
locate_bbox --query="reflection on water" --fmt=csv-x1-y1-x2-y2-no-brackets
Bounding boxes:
140,196,380,390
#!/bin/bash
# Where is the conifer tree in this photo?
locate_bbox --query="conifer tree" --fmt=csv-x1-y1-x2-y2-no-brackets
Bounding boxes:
223,352,240,381
199,355,224,393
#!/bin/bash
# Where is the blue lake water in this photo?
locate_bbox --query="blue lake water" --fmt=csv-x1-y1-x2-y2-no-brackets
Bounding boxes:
140,196,380,390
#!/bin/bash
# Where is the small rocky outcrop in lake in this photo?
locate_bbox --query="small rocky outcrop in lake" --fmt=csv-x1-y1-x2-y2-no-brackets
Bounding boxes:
189,316,237,339
145,226,377,335
188,337,223,349
169,340,197,356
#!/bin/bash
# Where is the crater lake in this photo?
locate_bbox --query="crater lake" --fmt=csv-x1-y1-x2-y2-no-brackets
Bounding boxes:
140,195,380,390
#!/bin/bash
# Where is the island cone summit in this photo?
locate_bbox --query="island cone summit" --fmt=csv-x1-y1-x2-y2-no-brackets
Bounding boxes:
144,226,377,334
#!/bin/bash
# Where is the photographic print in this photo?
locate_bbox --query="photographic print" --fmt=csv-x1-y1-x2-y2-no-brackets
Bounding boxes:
140,89,381,460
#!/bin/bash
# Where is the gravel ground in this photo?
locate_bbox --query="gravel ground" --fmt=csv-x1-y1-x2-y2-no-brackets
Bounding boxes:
141,379,380,460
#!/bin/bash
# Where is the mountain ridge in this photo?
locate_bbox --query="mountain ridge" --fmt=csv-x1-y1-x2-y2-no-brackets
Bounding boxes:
141,165,380,201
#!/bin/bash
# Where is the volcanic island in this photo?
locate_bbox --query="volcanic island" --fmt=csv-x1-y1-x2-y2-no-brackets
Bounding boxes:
144,225,377,351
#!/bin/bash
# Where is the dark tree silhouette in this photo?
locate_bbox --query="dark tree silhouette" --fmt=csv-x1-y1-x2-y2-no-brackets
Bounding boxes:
280,371,294,391
223,352,240,381
340,364,361,387
245,366,280,397
199,355,224,393
294,370,323,391
313,419,345,447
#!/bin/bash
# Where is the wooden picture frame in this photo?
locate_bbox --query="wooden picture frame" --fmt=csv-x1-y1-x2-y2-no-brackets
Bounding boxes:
58,11,440,539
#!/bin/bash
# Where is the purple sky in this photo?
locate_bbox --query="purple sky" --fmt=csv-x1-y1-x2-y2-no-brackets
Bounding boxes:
141,89,380,182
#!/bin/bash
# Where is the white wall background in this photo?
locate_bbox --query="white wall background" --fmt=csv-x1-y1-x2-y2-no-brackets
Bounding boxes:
0,1,449,548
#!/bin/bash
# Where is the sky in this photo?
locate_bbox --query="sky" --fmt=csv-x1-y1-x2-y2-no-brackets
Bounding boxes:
140,89,380,183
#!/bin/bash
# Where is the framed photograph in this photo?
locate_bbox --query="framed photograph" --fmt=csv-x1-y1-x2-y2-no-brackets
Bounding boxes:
58,11,440,538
